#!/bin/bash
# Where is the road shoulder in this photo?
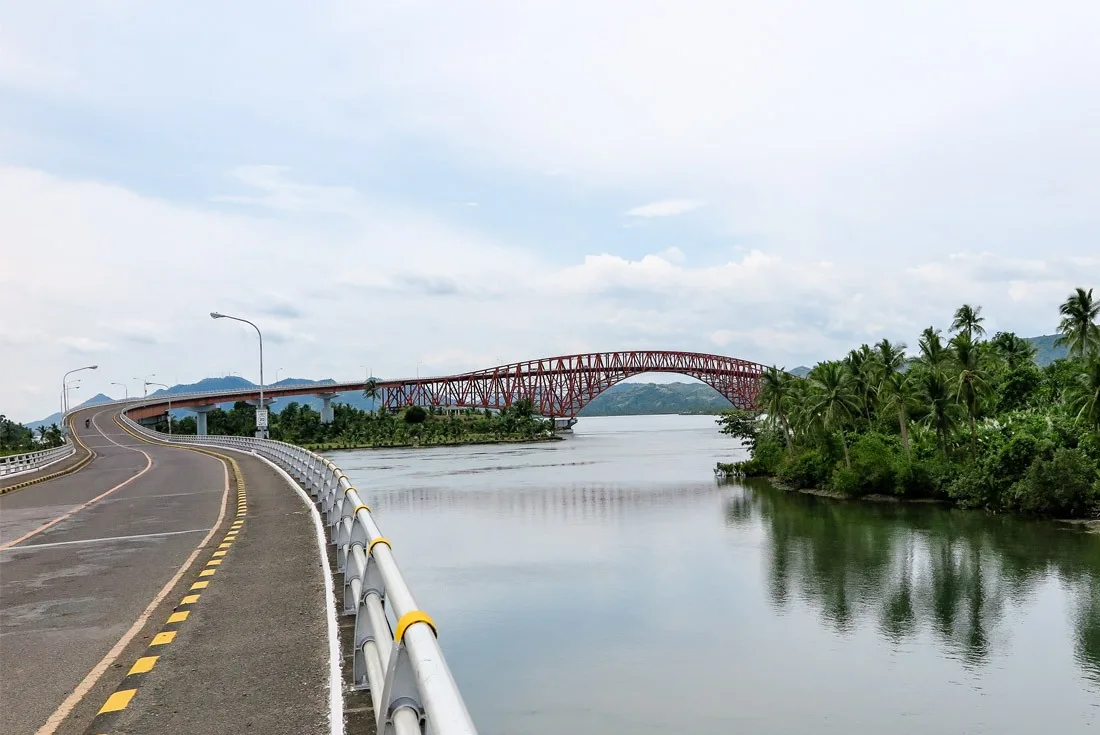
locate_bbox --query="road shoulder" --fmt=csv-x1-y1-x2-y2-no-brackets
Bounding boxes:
91,451,332,735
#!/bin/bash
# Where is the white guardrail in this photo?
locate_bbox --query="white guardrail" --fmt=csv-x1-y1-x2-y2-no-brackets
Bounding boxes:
119,412,478,735
0,442,76,478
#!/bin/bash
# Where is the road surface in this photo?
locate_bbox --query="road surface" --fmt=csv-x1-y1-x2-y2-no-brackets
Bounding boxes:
0,406,332,734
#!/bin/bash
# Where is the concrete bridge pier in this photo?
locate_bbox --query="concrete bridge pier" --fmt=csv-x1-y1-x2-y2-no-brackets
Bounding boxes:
193,404,217,436
318,392,339,424
553,417,578,433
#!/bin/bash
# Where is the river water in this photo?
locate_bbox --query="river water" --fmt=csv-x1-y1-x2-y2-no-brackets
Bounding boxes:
329,414,1100,734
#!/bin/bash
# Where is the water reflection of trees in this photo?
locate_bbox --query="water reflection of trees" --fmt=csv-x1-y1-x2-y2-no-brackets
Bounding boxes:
724,479,1100,681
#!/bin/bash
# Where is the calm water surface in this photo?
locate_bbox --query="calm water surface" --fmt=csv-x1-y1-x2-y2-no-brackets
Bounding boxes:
330,414,1100,734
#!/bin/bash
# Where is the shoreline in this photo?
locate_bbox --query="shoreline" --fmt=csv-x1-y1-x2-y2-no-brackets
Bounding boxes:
723,471,1100,531
307,434,564,452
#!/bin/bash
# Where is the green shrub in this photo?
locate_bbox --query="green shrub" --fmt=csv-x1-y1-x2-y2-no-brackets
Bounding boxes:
987,432,1050,494
750,434,786,475
736,456,773,477
831,466,862,496
996,365,1042,413
895,459,937,497
403,406,428,424
777,450,830,489
847,433,901,495
946,464,997,509
1008,448,1100,517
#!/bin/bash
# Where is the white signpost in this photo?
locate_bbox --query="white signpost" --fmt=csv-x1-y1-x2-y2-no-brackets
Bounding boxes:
255,408,269,429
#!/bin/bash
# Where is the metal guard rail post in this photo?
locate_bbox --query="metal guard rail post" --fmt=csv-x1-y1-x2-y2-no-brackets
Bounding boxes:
0,442,76,478
119,412,479,735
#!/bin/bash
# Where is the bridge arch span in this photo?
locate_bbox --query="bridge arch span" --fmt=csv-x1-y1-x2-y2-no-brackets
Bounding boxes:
382,350,766,418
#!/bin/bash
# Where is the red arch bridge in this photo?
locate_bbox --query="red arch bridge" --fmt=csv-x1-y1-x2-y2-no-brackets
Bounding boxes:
128,351,768,430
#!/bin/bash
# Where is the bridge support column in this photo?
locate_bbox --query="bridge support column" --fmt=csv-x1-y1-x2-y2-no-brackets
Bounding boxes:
553,417,578,433
318,393,339,424
193,404,217,436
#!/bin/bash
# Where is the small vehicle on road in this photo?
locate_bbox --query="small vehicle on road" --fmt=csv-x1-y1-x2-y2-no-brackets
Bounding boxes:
85,418,91,429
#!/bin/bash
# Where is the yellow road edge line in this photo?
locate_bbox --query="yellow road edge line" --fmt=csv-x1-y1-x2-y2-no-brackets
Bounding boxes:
96,689,137,715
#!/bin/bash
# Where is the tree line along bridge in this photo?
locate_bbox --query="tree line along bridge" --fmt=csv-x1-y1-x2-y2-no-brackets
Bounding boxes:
127,350,768,433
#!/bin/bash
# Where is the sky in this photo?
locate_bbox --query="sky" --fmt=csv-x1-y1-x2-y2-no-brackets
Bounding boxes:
1,1,1099,422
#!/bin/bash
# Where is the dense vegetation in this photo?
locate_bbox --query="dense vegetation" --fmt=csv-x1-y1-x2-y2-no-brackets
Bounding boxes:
718,288,1100,518
163,399,556,448
0,414,64,455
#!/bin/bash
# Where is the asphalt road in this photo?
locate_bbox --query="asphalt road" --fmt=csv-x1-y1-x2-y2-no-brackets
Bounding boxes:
0,406,331,735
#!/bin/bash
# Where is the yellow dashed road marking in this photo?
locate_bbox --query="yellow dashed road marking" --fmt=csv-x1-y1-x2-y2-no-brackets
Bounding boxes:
180,594,200,605
199,568,216,577
166,611,190,623
150,631,177,646
190,580,210,590
212,550,227,557
97,689,137,714
128,656,158,675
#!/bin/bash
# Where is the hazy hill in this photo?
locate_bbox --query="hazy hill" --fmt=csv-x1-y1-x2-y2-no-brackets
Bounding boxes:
1023,334,1067,366
579,382,732,416
29,393,114,429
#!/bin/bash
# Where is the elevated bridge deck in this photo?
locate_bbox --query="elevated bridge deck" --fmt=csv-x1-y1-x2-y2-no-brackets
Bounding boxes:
0,406,333,734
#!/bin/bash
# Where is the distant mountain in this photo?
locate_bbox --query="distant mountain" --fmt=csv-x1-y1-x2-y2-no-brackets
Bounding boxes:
25,336,1074,427
1023,334,1067,366
146,376,361,417
579,382,733,416
29,393,114,429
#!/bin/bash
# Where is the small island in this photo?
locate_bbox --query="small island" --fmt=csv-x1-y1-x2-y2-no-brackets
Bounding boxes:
717,289,1100,520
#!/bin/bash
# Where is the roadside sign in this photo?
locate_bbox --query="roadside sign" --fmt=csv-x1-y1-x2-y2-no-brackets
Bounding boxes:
256,408,269,429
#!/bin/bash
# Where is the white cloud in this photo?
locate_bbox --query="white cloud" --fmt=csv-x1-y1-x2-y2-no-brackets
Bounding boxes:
59,336,114,353
625,199,703,218
2,163,1097,422
0,3,1098,419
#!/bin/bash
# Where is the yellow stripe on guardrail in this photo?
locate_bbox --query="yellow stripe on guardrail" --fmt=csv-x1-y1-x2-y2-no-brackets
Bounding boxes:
368,537,391,555
394,610,437,643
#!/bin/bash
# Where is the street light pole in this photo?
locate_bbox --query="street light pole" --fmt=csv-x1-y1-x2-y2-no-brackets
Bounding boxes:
64,380,81,414
143,374,156,399
210,312,266,438
61,364,98,417
111,382,129,400
146,382,172,435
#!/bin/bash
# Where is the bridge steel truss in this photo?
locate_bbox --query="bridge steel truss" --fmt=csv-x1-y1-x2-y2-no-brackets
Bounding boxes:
381,350,767,417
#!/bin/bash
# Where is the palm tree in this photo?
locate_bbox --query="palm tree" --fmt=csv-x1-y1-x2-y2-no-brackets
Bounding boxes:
363,379,381,414
1056,287,1100,360
951,304,987,341
786,377,819,446
950,333,990,453
990,332,1037,369
873,339,912,461
914,370,956,454
918,327,949,373
1065,354,1100,431
759,366,795,450
843,345,876,422
806,361,861,468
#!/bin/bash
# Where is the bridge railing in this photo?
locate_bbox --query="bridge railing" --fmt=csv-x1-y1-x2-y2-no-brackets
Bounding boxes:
0,442,76,478
118,413,478,735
